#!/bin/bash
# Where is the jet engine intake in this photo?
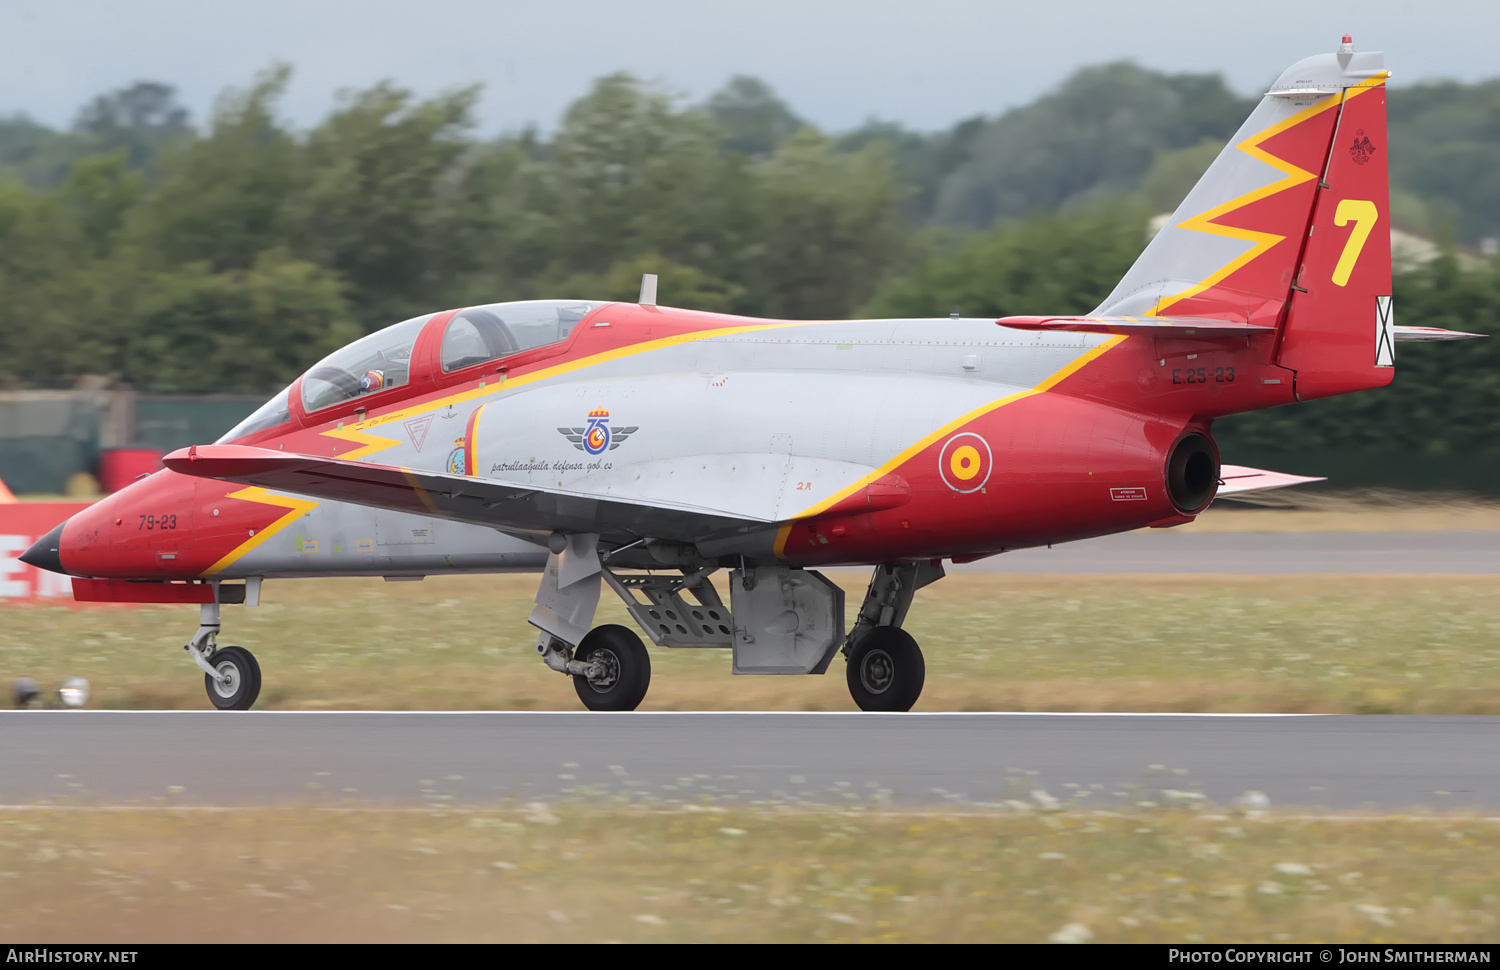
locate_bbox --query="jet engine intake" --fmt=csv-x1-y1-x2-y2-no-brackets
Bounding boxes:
1165,432,1219,514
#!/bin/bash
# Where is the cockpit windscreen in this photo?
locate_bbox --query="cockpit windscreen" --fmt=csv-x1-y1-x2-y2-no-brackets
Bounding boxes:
218,384,293,443
300,314,433,413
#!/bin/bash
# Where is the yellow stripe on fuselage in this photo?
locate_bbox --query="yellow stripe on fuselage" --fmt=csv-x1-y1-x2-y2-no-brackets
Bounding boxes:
203,487,320,576
772,335,1127,557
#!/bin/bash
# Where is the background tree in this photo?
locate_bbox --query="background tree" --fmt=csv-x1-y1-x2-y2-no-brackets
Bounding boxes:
141,66,303,273
706,76,806,157
862,204,1148,318
72,81,192,175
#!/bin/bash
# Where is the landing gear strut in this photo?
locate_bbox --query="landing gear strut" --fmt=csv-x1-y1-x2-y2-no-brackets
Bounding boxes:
530,532,654,711
184,600,263,711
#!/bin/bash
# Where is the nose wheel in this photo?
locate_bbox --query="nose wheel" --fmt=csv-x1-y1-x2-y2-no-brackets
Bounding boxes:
846,627,925,712
203,646,262,711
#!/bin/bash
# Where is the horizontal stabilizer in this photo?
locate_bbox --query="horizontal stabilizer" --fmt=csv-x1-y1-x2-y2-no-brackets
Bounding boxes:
1393,325,1486,342
1217,463,1325,496
998,315,1275,337
163,444,765,543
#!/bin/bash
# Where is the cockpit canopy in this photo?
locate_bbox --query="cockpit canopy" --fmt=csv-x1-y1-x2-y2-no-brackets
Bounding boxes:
441,301,600,373
218,299,603,443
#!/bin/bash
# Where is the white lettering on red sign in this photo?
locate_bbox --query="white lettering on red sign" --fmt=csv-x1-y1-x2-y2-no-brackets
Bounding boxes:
0,535,27,598
0,534,73,601
1110,487,1148,502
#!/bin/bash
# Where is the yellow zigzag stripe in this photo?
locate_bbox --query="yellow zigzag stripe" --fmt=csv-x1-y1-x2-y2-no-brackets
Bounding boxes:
1153,74,1388,316
203,487,320,576
773,336,1128,557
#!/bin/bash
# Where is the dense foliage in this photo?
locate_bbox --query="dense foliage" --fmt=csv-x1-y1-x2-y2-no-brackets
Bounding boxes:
0,70,902,392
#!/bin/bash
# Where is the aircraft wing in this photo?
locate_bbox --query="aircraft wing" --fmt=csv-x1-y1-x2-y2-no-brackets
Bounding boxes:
1217,464,1325,496
163,444,767,544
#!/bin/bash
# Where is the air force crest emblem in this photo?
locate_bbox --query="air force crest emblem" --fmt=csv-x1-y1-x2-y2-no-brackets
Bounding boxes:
558,408,637,454
1349,128,1377,166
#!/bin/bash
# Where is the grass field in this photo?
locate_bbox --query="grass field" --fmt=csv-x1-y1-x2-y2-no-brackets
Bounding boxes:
0,804,1495,943
4,572,1500,713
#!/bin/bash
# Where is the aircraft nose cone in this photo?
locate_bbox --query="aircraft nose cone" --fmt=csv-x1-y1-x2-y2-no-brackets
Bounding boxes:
19,522,66,575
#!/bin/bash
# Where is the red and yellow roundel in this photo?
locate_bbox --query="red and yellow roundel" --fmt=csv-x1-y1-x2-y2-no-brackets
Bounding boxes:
938,432,992,493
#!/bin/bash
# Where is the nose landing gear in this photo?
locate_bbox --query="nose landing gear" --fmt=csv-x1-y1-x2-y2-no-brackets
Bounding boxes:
183,599,263,711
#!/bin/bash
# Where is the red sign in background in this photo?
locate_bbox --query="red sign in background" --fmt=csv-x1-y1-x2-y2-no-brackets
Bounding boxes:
0,503,91,604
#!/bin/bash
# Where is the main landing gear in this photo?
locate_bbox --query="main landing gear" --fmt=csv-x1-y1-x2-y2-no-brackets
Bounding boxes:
845,627,925,712
528,533,946,713
837,561,943,712
540,625,653,712
184,600,263,711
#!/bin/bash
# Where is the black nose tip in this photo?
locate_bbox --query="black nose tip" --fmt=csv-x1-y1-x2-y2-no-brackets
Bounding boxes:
19,522,66,575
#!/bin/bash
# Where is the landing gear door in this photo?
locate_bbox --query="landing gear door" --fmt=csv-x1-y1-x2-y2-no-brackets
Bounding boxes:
729,567,845,675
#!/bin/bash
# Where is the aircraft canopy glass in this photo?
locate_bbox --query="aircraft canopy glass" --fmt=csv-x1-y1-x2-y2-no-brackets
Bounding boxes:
441,300,601,372
218,384,293,443
300,313,433,413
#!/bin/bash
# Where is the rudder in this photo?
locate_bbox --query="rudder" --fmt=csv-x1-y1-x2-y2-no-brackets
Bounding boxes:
1273,63,1393,400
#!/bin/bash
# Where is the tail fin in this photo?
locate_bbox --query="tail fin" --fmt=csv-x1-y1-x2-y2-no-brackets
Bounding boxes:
1094,37,1392,402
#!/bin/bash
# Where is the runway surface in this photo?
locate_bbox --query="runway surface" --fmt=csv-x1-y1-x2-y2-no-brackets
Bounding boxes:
951,530,1500,573
2,712,1496,812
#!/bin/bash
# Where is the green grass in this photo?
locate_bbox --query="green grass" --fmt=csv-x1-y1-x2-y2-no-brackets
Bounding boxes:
1,804,1496,943
3,573,1500,712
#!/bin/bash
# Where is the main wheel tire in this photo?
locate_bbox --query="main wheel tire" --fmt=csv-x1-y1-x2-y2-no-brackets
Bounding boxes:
846,627,925,712
204,646,262,711
572,625,651,712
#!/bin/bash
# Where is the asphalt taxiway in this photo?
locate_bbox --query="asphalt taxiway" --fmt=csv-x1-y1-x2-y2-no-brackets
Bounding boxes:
2,712,1495,812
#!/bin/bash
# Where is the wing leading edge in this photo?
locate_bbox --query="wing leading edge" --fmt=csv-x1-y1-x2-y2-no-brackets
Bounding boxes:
163,444,768,544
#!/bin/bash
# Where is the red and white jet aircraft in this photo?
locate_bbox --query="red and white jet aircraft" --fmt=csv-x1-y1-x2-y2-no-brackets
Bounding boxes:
22,39,1478,712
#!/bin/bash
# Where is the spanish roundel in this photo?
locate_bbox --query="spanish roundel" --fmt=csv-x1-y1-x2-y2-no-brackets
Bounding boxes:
938,432,992,493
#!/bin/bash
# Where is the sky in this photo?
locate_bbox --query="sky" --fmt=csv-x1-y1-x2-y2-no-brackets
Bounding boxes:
2,0,1497,135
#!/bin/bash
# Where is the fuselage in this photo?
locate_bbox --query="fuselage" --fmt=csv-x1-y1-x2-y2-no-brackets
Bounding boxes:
44,300,1297,582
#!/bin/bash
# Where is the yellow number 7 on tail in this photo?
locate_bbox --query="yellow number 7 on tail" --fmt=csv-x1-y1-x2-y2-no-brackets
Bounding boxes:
1332,199,1378,287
